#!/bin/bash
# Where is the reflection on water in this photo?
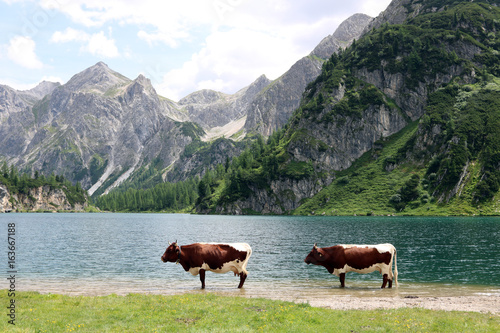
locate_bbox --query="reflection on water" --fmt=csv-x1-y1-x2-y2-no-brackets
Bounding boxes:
2,213,499,299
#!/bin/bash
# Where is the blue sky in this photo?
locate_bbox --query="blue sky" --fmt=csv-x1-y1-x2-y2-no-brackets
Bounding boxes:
0,0,392,101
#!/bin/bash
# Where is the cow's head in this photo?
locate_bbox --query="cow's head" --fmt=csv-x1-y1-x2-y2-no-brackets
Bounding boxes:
161,241,180,263
304,243,326,265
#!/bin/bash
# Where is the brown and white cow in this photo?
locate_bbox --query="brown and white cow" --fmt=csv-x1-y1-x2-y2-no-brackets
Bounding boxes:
304,243,398,288
161,242,252,289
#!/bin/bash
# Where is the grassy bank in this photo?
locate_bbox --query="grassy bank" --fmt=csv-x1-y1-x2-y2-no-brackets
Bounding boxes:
1,291,498,332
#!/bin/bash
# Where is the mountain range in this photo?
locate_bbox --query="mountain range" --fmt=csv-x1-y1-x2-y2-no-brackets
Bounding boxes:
0,13,371,197
194,0,500,215
2,0,500,216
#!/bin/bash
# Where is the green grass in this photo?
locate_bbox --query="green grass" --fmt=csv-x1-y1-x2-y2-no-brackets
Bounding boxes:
1,291,498,332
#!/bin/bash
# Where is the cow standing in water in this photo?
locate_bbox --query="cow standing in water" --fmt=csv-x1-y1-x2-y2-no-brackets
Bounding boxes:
161,242,252,289
304,243,398,288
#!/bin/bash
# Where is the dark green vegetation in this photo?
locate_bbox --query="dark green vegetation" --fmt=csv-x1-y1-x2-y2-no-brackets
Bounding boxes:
0,162,86,208
2,291,497,332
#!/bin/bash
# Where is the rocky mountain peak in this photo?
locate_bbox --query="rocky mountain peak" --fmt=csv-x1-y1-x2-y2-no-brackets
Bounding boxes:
311,13,373,59
250,74,270,88
333,13,373,41
362,0,436,33
64,61,131,94
24,81,61,100
178,89,227,105
131,74,156,93
240,74,272,98
123,73,158,103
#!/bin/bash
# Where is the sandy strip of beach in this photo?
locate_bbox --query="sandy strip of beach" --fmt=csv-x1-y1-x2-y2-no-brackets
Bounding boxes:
280,295,500,314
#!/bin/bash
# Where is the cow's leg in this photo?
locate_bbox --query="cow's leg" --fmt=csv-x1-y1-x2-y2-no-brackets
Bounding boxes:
238,273,247,288
381,274,388,289
388,278,393,288
339,273,346,288
199,269,206,289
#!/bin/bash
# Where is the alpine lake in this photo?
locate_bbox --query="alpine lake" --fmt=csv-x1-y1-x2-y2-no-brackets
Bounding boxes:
2,213,499,301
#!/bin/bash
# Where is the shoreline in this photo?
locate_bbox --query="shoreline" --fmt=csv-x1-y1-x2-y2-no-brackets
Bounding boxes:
16,282,500,315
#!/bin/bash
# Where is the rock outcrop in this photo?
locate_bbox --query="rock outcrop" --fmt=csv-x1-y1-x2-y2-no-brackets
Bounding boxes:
0,184,87,213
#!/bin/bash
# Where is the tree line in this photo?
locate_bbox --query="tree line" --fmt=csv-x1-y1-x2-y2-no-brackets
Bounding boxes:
94,177,199,212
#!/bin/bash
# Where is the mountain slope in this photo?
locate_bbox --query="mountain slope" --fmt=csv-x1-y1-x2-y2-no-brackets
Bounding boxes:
196,0,500,215
151,14,374,185
0,63,197,196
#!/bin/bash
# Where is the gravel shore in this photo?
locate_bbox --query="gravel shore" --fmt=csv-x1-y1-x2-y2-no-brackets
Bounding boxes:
301,295,500,314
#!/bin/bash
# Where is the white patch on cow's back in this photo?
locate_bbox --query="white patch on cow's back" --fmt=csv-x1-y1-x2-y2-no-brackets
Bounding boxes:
339,243,395,255
198,242,252,253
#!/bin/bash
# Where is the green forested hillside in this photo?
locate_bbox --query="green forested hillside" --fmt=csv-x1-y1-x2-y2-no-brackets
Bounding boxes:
195,0,500,215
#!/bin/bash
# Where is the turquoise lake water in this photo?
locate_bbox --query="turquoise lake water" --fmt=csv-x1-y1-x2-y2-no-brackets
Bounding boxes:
2,213,499,298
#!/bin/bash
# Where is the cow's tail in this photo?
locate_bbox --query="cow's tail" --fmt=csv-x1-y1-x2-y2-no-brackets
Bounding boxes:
393,247,398,287
241,246,253,276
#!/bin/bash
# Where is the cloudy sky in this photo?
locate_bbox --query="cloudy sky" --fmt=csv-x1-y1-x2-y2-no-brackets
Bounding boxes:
0,0,391,101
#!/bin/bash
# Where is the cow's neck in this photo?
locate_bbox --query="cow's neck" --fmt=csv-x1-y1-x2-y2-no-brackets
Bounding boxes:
176,246,182,264
177,246,191,271
322,263,335,274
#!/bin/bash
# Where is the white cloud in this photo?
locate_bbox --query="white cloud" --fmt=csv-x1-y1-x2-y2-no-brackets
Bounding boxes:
157,27,305,101
50,27,88,43
360,2,390,17
85,31,119,58
7,36,44,69
50,28,119,58
137,30,179,48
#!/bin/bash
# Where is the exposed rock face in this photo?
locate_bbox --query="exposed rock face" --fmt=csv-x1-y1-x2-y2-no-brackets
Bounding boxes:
244,13,373,137
0,62,194,195
212,178,331,215
0,184,86,213
178,75,272,131
19,81,61,102
0,185,12,212
290,105,407,172
332,13,374,43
